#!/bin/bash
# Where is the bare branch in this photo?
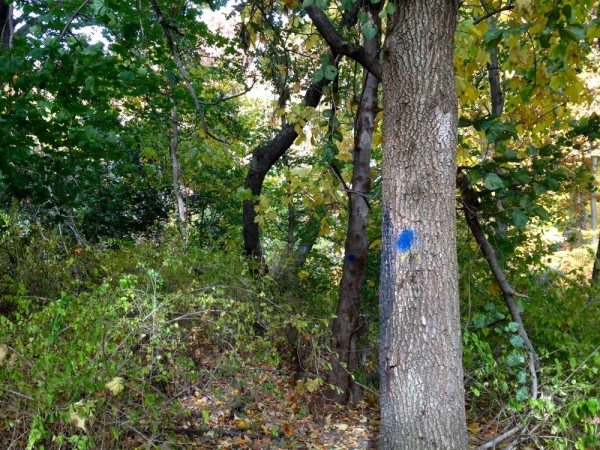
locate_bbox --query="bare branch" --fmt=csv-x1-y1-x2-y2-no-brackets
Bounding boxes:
476,426,523,450
473,3,515,25
58,0,91,41
458,170,539,399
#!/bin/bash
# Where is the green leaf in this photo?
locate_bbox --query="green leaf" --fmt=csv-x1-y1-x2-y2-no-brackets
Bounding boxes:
119,70,134,82
84,75,96,94
515,386,529,401
323,65,338,81
472,314,486,329
340,0,354,11
361,21,377,40
165,70,180,84
507,352,525,367
510,335,524,348
562,24,585,42
506,322,520,332
511,209,528,229
517,370,527,384
302,0,314,7
483,29,503,49
313,68,324,83
484,173,505,190
315,0,328,10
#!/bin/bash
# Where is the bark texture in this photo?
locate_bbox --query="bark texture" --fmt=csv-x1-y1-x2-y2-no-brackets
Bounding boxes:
1,0,13,51
592,156,598,232
169,102,187,229
329,4,380,404
379,1,468,448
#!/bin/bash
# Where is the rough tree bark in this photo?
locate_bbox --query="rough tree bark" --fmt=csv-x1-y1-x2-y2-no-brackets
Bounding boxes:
592,155,598,233
169,101,187,231
379,1,468,448
0,0,13,51
329,3,380,404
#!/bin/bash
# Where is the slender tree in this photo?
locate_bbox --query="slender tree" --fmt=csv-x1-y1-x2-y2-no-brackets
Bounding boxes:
329,2,380,403
0,0,13,51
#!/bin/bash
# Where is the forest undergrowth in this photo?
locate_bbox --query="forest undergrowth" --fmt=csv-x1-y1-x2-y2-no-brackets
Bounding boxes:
1,216,599,449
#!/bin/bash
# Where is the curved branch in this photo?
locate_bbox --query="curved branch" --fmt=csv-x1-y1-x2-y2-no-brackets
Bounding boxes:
243,56,341,272
306,5,382,81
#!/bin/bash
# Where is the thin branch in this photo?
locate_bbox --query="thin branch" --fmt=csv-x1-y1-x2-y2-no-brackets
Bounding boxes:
149,0,227,143
458,170,539,399
473,3,515,25
476,425,523,450
202,79,256,106
0,386,34,401
58,0,91,41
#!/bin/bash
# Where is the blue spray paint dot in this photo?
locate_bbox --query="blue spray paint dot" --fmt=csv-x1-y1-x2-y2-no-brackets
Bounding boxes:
396,229,415,253
345,254,356,262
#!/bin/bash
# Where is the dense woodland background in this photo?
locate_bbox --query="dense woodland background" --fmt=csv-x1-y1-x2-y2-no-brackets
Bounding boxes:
1,0,600,448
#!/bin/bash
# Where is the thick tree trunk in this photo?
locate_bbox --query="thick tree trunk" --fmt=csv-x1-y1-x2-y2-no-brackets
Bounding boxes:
169,102,187,230
329,5,380,404
379,1,468,448
0,0,13,51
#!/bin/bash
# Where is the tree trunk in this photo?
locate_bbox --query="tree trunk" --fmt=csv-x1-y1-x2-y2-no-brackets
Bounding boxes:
243,70,337,273
0,0,13,51
329,4,380,404
169,102,187,231
379,1,468,448
591,155,597,233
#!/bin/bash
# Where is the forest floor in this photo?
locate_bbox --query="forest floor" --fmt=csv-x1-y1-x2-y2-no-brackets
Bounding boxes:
134,332,494,449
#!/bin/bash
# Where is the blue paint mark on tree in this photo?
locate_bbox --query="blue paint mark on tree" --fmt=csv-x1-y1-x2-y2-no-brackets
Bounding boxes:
345,254,357,262
396,229,415,253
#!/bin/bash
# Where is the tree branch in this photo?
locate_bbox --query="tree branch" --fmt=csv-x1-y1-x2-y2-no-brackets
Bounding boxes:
306,5,382,81
458,170,539,399
149,0,228,143
473,3,515,25
476,425,523,450
58,0,91,41
243,55,341,272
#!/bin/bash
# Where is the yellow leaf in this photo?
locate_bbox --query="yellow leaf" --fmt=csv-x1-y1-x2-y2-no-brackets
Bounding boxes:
476,48,491,67
105,377,124,396
369,239,381,250
0,344,7,363
564,80,583,99
70,412,87,431
298,270,309,281
305,33,320,50
515,0,533,16
372,131,382,147
306,377,320,393
334,423,349,431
